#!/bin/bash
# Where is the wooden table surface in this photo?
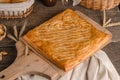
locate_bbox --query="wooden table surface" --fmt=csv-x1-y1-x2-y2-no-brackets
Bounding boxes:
0,0,120,77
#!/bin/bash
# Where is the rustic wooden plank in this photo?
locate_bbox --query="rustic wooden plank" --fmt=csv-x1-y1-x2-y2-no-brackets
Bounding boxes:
0,41,63,80
0,0,120,77
0,46,17,72
0,9,112,80
103,41,120,74
119,4,120,10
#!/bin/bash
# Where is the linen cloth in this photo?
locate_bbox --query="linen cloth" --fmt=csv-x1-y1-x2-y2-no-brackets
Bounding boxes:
73,0,81,6
17,50,120,80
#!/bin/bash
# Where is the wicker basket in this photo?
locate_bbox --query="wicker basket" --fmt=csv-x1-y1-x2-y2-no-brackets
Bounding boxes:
80,0,120,10
0,0,34,19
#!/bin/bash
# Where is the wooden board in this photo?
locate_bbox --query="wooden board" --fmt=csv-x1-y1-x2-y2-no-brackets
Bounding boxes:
0,10,112,80
0,41,63,80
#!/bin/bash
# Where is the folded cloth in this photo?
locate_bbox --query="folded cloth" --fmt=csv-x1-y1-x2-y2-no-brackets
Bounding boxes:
72,0,81,6
17,50,120,80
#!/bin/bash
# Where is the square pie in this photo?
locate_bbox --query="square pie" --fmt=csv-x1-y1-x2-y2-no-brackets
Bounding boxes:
23,9,111,71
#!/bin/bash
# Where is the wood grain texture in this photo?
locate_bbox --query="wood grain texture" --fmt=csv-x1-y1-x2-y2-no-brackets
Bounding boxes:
103,41,120,74
0,47,17,72
0,41,63,80
0,0,120,78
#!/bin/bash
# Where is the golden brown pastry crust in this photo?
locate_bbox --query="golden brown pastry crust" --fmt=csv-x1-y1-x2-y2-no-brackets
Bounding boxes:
23,9,110,71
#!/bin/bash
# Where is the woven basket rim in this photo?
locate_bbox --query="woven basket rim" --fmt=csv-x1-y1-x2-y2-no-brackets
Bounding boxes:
0,0,35,9
0,6,33,19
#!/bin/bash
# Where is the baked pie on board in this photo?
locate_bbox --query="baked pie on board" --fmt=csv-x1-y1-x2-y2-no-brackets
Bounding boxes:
22,9,112,71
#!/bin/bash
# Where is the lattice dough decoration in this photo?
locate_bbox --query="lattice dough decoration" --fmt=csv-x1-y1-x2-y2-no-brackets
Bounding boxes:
0,0,35,19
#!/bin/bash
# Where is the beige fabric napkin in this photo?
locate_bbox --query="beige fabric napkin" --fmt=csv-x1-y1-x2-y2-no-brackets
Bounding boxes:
73,0,81,6
17,50,120,80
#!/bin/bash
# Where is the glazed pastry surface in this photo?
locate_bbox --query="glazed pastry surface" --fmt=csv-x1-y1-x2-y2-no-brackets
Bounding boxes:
23,9,110,71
